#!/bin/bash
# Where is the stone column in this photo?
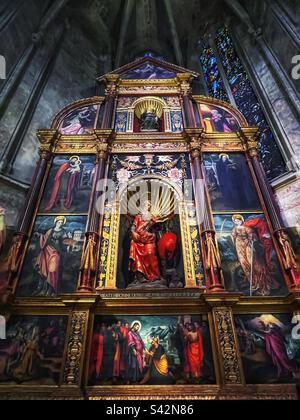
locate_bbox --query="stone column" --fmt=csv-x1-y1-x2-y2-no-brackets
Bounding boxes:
239,127,300,291
78,130,112,292
101,75,120,130
6,130,60,293
187,129,225,293
177,73,195,129
0,0,69,112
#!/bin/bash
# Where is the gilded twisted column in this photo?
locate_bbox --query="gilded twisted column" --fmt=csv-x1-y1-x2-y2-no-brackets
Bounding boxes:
187,129,225,292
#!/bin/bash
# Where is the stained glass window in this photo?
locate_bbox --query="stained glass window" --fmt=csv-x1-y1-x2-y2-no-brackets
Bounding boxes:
215,28,286,180
199,42,229,102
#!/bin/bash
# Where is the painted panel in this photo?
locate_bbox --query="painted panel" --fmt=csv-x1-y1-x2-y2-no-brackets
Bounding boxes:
89,315,216,385
235,314,300,384
0,315,68,385
17,215,87,297
39,156,96,214
203,153,261,212
214,213,287,296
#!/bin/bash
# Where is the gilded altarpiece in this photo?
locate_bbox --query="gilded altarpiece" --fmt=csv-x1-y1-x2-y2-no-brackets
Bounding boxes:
0,57,300,400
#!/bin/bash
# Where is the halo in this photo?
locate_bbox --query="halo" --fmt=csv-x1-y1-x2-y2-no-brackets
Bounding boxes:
254,315,284,329
232,214,244,223
54,216,67,225
126,180,176,223
219,153,230,159
131,320,142,330
69,156,81,165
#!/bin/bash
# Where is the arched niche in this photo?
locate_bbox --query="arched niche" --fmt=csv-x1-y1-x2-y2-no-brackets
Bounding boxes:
101,175,197,290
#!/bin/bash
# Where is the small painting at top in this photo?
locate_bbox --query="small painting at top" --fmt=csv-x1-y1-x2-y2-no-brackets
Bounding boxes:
199,103,240,133
121,62,176,80
59,105,99,135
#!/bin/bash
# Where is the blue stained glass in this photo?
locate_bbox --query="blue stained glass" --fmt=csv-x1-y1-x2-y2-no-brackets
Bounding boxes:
199,42,229,102
215,28,287,181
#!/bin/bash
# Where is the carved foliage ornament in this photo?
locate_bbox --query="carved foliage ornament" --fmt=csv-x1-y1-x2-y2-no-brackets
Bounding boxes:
63,312,88,386
214,308,243,385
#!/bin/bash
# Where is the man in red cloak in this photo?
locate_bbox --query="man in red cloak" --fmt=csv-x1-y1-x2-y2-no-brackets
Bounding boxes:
45,156,81,212
89,324,105,378
184,323,204,381
129,200,161,283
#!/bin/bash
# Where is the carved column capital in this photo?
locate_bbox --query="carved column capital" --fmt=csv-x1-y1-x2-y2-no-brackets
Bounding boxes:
93,129,113,162
185,129,204,160
104,74,120,97
177,72,194,96
238,127,260,158
37,129,61,160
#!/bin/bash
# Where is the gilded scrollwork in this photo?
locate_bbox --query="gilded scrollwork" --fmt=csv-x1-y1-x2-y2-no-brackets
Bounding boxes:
63,312,88,386
213,308,243,385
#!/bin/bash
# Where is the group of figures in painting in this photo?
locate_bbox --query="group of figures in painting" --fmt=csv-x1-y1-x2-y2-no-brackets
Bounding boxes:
0,314,299,386
89,316,215,386
0,316,67,385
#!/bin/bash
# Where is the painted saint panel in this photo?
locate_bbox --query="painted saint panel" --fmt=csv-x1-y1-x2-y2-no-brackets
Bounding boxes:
214,213,287,296
170,111,184,133
235,314,300,384
121,62,176,80
115,112,128,133
199,104,240,133
89,315,215,386
203,153,261,211
0,315,68,385
17,215,87,297
39,156,96,214
59,105,98,135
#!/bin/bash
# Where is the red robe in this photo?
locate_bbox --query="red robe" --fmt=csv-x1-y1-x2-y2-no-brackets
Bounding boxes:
45,163,78,211
120,326,129,373
186,330,204,378
89,333,104,377
36,230,61,293
129,214,161,282
243,218,273,269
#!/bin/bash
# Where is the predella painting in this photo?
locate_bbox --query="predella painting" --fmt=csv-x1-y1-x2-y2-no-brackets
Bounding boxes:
235,314,300,384
39,155,96,214
0,316,68,385
17,216,87,297
214,214,287,296
89,315,215,386
203,153,261,212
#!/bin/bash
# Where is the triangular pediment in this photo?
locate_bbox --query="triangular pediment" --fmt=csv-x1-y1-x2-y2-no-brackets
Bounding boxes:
97,56,200,82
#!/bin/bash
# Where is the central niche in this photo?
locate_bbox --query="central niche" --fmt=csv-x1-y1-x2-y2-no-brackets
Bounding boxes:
116,178,185,289
134,97,164,132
